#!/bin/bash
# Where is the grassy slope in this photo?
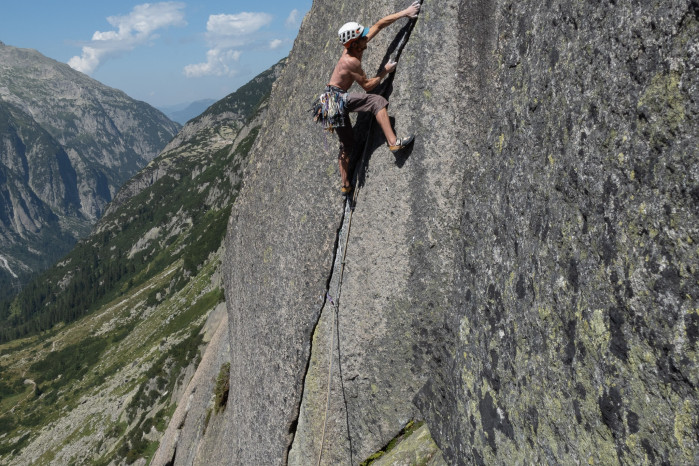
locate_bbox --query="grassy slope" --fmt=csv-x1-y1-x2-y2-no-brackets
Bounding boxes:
0,255,221,464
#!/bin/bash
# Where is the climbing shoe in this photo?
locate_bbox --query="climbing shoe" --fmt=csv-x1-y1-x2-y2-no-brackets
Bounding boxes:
388,135,415,152
341,184,354,195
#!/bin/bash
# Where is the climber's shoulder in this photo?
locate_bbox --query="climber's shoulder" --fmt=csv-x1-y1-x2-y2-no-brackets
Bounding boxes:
339,53,361,70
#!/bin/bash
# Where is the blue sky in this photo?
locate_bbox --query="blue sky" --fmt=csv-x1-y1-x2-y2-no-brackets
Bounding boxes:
0,1,312,108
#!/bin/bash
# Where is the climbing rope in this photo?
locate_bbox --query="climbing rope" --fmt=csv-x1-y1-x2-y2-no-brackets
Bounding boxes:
316,3,424,464
317,204,353,466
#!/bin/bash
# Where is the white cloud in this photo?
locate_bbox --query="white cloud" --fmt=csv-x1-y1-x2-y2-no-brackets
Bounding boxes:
184,11,273,78
269,39,283,50
68,2,186,74
207,12,273,37
184,49,241,78
285,9,300,28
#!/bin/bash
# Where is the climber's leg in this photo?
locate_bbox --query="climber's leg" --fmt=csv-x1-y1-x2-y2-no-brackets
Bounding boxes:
336,125,354,193
375,107,397,147
346,93,414,150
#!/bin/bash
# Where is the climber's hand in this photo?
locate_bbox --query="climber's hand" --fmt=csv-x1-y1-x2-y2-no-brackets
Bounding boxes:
405,1,421,19
385,60,398,73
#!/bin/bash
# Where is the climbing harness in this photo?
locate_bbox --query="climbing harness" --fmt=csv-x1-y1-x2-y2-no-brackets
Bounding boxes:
311,85,349,132
315,2,424,464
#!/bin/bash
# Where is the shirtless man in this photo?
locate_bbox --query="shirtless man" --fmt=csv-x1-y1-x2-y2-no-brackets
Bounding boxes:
318,1,421,194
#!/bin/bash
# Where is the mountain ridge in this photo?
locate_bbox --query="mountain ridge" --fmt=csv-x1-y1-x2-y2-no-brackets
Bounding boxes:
158,99,217,125
0,43,180,299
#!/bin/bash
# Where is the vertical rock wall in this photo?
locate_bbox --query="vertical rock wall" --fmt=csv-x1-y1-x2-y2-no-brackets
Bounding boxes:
288,0,495,463
221,0,698,464
224,0,475,462
425,0,699,464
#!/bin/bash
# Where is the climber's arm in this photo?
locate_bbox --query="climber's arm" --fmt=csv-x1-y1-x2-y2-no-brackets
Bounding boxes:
366,1,421,42
348,58,393,91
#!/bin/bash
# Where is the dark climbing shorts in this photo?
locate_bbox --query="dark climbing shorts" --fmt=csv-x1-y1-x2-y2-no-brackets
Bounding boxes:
336,92,389,158
345,92,389,115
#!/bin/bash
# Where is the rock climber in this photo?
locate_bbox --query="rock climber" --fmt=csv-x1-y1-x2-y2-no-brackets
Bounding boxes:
312,1,421,195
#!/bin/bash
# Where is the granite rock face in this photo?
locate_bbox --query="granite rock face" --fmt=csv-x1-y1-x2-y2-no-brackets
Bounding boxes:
426,1,699,464
220,0,698,464
372,424,446,466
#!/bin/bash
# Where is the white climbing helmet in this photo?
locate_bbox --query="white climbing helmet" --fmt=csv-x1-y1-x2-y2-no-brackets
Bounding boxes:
338,22,368,47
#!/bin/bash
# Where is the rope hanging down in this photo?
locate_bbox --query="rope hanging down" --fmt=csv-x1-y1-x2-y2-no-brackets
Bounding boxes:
316,2,424,464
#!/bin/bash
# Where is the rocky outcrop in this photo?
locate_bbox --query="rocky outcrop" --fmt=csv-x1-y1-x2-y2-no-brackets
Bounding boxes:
151,306,233,466
372,424,446,466
0,43,179,295
219,0,697,464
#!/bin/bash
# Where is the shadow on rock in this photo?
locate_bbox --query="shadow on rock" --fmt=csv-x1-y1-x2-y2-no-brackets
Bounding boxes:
349,21,418,199
392,140,415,168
